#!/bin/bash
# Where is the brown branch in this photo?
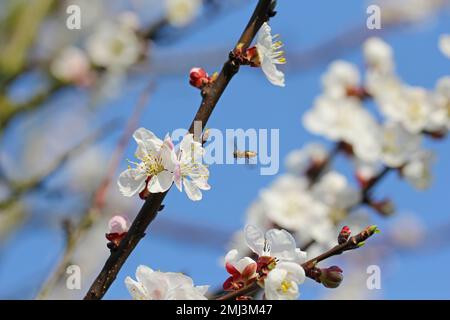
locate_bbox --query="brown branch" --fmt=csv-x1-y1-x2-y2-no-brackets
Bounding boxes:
83,0,274,300
0,119,120,211
217,225,379,300
35,83,155,300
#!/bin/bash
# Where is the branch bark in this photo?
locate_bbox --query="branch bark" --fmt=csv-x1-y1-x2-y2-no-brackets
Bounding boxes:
83,0,273,300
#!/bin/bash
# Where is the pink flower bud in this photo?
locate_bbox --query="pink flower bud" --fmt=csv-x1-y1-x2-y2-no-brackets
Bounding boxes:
319,266,343,289
108,215,130,234
189,67,210,89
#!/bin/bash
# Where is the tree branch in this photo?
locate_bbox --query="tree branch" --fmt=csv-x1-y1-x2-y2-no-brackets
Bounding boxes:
83,0,273,300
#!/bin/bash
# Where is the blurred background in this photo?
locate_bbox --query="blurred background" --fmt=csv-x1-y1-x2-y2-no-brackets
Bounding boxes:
0,0,449,299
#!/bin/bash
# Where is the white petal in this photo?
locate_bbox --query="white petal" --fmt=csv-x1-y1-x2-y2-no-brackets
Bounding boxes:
148,170,174,193
183,178,202,201
125,277,147,300
117,168,147,197
244,224,266,256
265,229,298,262
439,34,450,59
259,52,285,87
133,127,163,158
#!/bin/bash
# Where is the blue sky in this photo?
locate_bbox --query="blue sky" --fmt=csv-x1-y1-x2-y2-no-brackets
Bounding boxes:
1,0,450,299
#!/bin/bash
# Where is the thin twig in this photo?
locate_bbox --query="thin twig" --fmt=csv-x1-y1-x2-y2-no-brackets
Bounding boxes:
83,0,274,300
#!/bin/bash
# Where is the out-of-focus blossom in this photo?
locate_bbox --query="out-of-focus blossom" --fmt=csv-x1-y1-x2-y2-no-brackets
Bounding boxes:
254,22,286,87
125,265,208,300
428,76,450,131
118,128,177,197
380,122,422,168
257,175,332,243
174,134,210,201
401,150,435,190
50,46,93,86
284,143,328,176
86,18,141,70
312,171,361,216
303,95,381,162
439,34,450,58
321,60,360,99
363,37,394,73
166,0,202,27
376,0,447,23
377,86,433,134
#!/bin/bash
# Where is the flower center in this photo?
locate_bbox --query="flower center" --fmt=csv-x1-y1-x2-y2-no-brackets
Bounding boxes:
141,154,165,176
280,280,292,293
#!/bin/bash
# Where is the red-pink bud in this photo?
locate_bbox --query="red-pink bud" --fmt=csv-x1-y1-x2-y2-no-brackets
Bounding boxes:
319,266,343,289
189,67,210,89
338,226,351,244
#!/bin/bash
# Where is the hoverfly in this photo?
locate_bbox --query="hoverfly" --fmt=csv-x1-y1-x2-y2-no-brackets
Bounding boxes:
232,137,257,168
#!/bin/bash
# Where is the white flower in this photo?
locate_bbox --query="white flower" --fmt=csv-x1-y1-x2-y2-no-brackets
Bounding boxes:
312,171,361,211
244,226,306,300
427,76,450,131
255,22,286,87
284,143,328,176
402,150,435,190
380,122,422,168
118,128,177,197
303,95,381,162
377,85,433,134
50,46,92,85
166,0,202,27
321,60,360,99
86,20,141,69
363,37,394,73
264,262,305,300
244,225,307,265
439,34,450,58
125,265,208,300
174,134,210,201
258,175,331,241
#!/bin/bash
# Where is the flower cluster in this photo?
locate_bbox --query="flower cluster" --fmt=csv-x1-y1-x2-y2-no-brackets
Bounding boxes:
303,36,450,190
118,128,210,201
224,225,307,300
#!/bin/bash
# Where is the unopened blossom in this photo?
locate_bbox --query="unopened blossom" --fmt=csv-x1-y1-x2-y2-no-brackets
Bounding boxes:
264,262,305,300
439,34,450,58
50,46,93,85
174,134,210,201
363,37,394,73
284,143,328,176
189,67,215,89
380,122,422,168
321,60,361,99
118,128,177,197
254,22,286,87
166,0,202,27
223,249,257,291
105,215,130,248
303,95,381,162
125,265,208,300
86,19,141,69
319,266,344,289
401,150,435,190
